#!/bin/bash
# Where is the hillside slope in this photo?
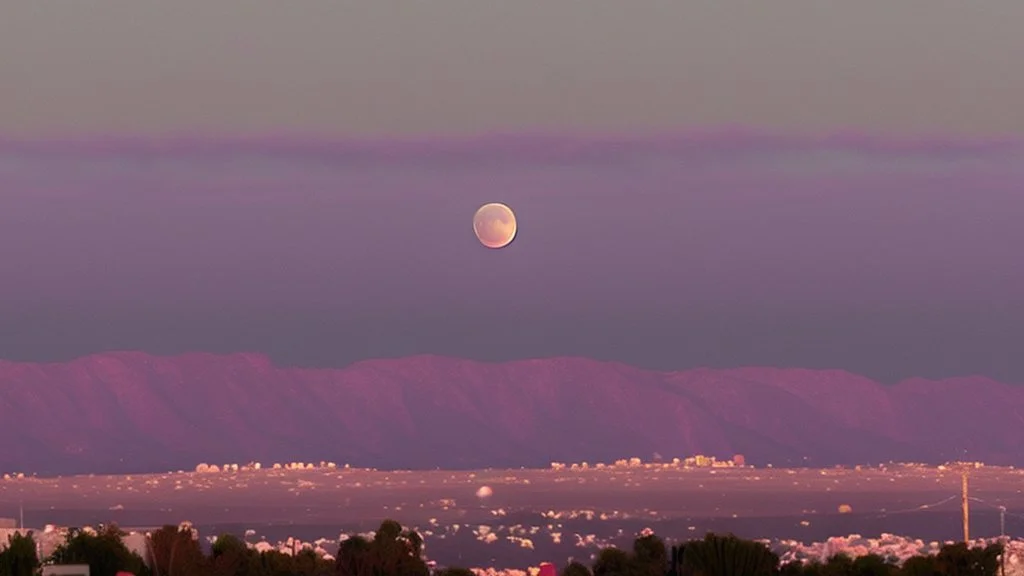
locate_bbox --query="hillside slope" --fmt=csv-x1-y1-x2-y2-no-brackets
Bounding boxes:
0,352,1017,475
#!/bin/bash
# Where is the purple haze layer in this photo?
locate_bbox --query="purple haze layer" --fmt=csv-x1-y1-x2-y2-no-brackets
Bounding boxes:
0,132,1022,382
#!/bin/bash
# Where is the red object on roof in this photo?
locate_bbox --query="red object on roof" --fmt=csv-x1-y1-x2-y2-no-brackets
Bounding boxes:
538,562,557,576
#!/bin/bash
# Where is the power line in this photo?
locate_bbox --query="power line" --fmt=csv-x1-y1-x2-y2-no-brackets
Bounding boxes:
810,466,1021,544
863,495,961,519
969,497,1024,525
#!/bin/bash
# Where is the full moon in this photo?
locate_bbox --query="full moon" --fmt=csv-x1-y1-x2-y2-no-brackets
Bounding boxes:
473,202,517,249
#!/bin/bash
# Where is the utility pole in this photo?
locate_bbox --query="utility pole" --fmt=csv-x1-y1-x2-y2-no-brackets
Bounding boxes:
961,468,970,544
999,506,1008,576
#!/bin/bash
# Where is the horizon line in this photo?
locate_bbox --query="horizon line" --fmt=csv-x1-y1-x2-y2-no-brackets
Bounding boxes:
2,126,1024,150
0,349,1011,385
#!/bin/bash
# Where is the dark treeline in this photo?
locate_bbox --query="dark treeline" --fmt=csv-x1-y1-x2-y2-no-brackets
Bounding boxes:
0,519,1008,576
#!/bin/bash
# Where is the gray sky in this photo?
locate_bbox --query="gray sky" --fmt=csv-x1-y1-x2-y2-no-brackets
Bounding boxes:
2,1,1024,136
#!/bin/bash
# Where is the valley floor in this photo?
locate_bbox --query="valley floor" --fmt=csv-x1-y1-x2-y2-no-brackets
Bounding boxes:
2,464,1021,568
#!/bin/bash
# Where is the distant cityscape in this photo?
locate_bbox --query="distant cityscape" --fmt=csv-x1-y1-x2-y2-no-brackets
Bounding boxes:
5,454,996,482
549,454,747,471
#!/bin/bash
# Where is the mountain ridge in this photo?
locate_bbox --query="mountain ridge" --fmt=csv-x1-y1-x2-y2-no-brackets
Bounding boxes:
0,351,1016,476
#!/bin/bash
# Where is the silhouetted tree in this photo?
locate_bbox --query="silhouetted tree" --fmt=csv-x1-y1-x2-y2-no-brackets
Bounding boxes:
632,534,668,576
293,548,333,576
799,553,898,576
48,524,149,576
592,547,636,576
210,534,251,576
434,568,477,576
935,542,1003,576
42,516,1017,576
781,559,820,576
678,533,779,576
852,553,898,576
561,560,594,576
336,535,372,576
335,520,428,576
898,555,940,576
150,524,210,576
815,554,854,576
252,549,299,576
0,531,39,576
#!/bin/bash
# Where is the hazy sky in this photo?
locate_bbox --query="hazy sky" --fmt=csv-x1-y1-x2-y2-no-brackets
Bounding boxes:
1,135,1022,383
1,3,1023,383
2,1,1024,136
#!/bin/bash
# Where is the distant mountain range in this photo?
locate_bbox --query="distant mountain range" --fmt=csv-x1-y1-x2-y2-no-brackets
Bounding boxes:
0,352,1018,475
